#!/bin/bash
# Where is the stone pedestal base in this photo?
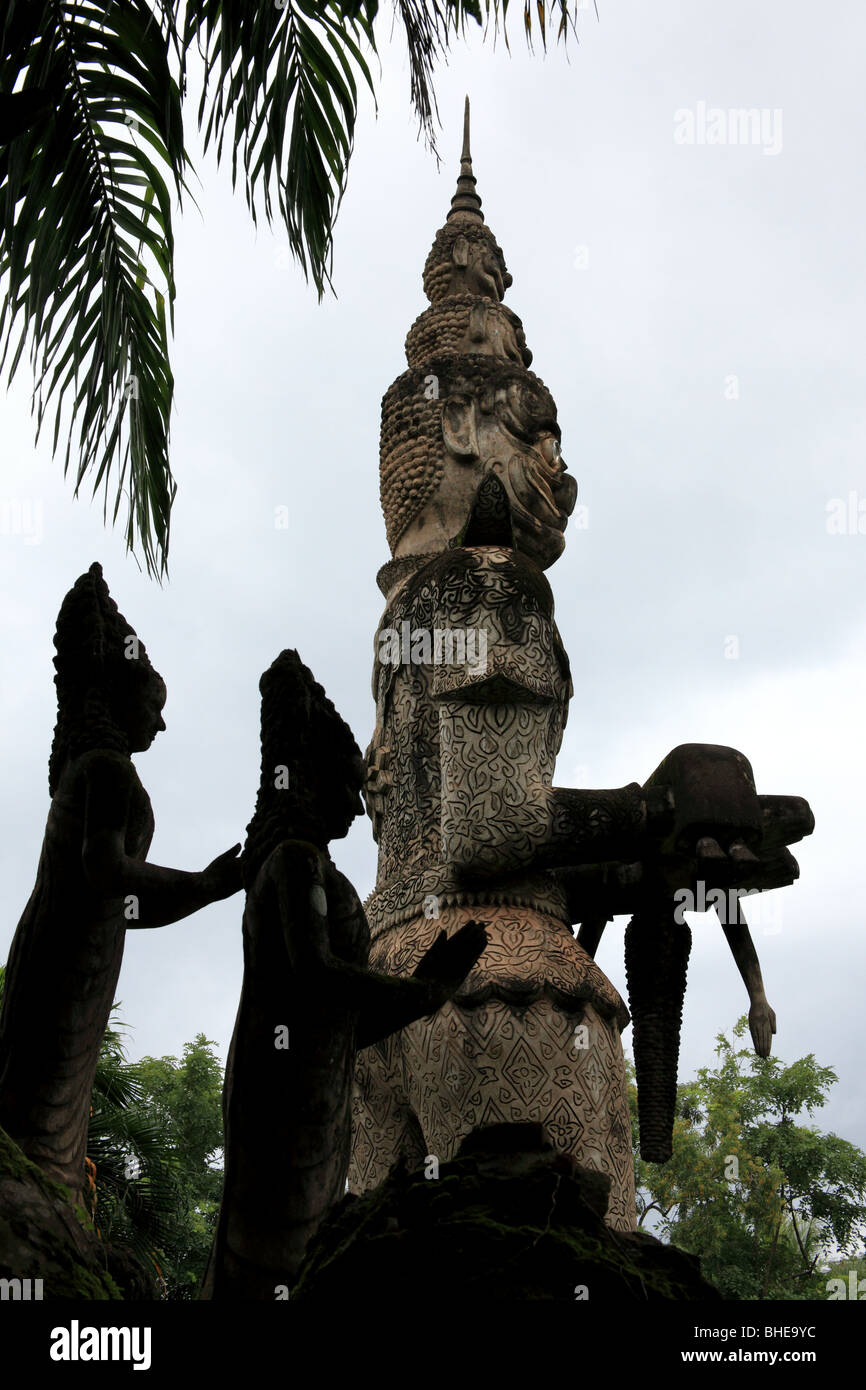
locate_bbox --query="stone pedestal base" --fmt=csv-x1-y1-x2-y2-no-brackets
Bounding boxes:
303,1123,719,1302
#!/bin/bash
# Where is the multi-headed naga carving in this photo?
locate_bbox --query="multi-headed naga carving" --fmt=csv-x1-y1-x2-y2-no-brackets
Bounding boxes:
349,101,814,1220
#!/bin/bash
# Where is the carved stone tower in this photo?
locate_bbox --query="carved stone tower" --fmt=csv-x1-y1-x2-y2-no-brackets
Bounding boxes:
349,102,646,1229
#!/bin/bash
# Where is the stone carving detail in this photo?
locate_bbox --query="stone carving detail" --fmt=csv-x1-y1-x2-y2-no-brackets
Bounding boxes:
352,990,637,1232
0,563,242,1207
302,1123,723,1303
422,219,511,304
352,98,816,1205
625,899,692,1165
618,744,813,1161
379,356,574,564
405,295,532,370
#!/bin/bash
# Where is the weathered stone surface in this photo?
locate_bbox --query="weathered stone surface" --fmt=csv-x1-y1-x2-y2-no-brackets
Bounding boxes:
298,1123,721,1303
354,108,656,1217
351,99,816,1196
0,1122,121,1300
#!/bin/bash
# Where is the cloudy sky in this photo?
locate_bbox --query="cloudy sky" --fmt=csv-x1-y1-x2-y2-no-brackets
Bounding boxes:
1,0,864,1159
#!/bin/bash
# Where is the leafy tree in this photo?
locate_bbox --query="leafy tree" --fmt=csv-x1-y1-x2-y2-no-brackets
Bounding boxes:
629,1018,866,1299
1,1,582,576
135,1034,224,1298
0,967,184,1290
86,1015,185,1289
83,1024,225,1298
0,964,222,1296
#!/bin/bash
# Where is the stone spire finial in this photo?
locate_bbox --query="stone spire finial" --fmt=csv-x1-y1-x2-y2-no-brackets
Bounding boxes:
383,97,543,561
447,96,483,222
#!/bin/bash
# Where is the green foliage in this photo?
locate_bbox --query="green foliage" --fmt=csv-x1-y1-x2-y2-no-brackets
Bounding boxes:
5,953,864,1301
1,0,185,578
182,2,375,300
85,1022,225,1298
135,1034,224,1298
86,1017,185,1285
1,962,224,1297
1,2,584,576
629,1018,866,1299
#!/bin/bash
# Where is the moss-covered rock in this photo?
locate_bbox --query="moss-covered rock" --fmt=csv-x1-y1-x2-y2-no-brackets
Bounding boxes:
293,1123,721,1303
0,1124,120,1300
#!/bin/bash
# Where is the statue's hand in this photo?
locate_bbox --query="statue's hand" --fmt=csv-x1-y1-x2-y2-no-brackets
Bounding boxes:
201,844,243,902
412,920,488,1001
749,998,777,1057
645,744,766,892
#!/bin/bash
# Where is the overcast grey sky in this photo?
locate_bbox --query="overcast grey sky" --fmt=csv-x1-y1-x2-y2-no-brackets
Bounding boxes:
2,0,864,1155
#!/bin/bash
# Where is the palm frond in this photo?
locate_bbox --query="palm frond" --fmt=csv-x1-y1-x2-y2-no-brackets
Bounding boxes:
0,0,187,579
94,1043,146,1110
471,0,584,50
383,2,582,155
183,0,376,298
388,2,451,156
88,1069,183,1262
1,0,587,575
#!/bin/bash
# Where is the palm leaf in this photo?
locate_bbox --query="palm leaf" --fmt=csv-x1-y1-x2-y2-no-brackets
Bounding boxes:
183,0,376,298
1,1,586,576
0,0,187,579
447,1,583,51
86,1015,184,1269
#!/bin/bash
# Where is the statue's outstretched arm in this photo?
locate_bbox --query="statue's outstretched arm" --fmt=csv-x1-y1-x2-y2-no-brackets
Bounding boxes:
718,900,776,1056
266,840,486,1045
82,753,241,925
438,694,670,879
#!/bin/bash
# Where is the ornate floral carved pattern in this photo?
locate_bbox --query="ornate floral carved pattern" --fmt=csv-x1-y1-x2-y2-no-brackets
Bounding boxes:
350,983,636,1232
367,904,628,1028
368,545,571,901
363,864,570,938
439,701,556,875
350,902,635,1230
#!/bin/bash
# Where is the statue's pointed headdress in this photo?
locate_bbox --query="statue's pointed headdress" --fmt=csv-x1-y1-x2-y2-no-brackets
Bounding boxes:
242,649,363,885
48,563,159,793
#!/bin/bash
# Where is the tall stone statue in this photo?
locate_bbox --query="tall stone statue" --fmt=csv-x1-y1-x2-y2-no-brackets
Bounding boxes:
0,563,242,1208
349,101,815,1225
203,650,487,1298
